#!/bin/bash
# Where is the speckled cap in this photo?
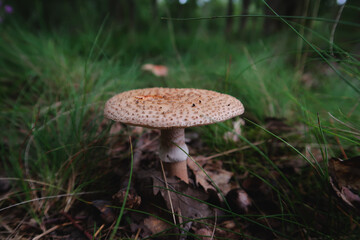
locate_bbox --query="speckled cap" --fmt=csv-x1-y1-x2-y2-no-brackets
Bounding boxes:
104,88,244,129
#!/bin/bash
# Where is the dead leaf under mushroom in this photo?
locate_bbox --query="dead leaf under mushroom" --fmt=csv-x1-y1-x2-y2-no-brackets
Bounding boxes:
135,169,217,221
187,157,235,195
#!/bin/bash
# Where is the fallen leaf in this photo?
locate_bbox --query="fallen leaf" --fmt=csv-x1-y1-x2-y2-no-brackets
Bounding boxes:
142,64,168,77
187,158,215,192
112,189,141,209
329,156,360,209
204,160,234,195
136,169,216,221
188,158,234,195
143,215,170,235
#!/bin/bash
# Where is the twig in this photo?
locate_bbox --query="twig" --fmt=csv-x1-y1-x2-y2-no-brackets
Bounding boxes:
0,219,14,234
6,213,28,240
159,160,177,226
61,212,93,240
210,210,217,240
64,172,76,213
178,207,184,238
93,224,105,238
32,222,73,240
134,228,141,240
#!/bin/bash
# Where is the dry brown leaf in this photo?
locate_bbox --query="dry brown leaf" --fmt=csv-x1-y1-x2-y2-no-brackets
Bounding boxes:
205,161,234,195
112,189,141,209
136,169,215,220
188,158,234,195
187,158,215,192
143,216,170,235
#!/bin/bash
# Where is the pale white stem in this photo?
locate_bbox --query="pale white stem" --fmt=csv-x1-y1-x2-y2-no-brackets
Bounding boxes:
159,128,189,182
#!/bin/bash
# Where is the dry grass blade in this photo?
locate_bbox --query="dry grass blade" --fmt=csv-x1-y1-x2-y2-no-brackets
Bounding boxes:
159,160,177,226
210,210,217,240
64,172,77,213
328,112,360,134
0,192,96,212
134,228,141,240
201,140,265,161
32,222,73,240
0,220,14,235
93,224,105,238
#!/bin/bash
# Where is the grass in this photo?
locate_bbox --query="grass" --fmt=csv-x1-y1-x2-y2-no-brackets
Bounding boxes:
1,2,360,239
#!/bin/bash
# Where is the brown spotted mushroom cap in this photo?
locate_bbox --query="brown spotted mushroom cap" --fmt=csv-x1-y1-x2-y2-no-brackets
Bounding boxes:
104,88,244,129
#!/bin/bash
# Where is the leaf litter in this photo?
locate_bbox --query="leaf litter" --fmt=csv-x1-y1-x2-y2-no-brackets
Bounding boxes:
3,118,360,239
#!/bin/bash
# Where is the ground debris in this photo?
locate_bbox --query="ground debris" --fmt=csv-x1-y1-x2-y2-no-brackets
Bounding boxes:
329,156,360,209
91,200,116,224
136,169,216,220
112,189,141,209
187,157,235,195
226,188,252,214
0,177,11,194
143,215,171,235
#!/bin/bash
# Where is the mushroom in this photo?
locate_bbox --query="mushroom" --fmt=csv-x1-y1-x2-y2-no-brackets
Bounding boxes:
104,88,244,183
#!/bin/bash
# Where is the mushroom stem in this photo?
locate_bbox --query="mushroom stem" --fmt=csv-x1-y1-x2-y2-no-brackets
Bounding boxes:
159,128,189,183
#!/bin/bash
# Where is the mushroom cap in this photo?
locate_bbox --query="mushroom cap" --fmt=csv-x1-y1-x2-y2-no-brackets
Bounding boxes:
104,87,244,129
